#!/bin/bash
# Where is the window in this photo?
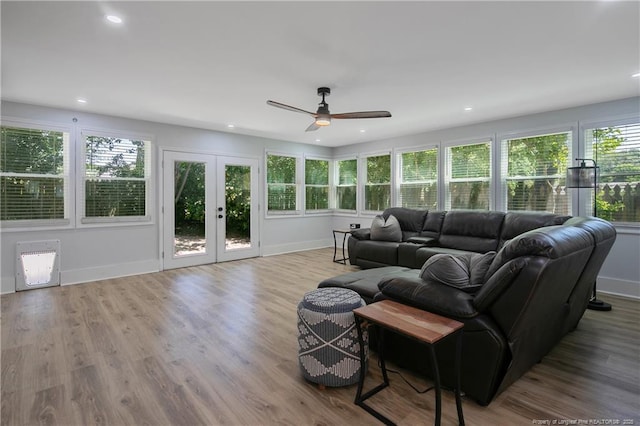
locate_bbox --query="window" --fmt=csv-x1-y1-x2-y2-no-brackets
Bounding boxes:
1,125,69,225
335,158,357,211
267,154,298,214
399,148,438,209
585,122,640,223
82,133,151,222
502,131,571,214
445,141,491,210
363,154,391,212
305,158,329,211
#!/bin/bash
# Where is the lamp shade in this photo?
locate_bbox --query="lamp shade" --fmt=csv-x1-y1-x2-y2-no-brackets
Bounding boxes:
566,165,597,188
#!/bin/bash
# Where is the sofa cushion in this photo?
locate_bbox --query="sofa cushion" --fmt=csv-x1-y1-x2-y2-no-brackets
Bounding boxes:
438,210,505,253
419,251,496,293
383,207,428,241
371,214,402,242
499,212,571,248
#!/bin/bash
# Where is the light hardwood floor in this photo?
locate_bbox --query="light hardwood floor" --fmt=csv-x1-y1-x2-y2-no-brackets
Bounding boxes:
1,248,638,425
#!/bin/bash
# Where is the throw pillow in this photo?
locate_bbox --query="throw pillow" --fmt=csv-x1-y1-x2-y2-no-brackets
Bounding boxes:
419,251,496,293
370,214,402,242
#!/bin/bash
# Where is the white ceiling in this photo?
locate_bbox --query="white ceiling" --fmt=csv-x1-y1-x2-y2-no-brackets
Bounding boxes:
2,1,639,147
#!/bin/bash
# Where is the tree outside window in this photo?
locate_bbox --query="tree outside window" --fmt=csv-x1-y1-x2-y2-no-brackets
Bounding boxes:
305,158,329,211
336,159,357,211
587,124,640,223
364,154,391,212
84,135,149,219
503,132,570,214
400,148,437,209
1,125,68,222
267,154,298,213
446,142,491,210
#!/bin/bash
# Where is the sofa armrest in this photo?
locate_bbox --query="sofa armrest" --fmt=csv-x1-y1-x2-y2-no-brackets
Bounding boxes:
405,236,439,246
350,228,371,240
378,276,478,319
473,258,528,312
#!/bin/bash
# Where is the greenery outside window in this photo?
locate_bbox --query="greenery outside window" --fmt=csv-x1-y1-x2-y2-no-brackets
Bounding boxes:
585,122,640,223
267,154,299,214
83,132,150,222
445,141,491,210
1,124,69,226
399,148,438,209
502,131,571,214
335,158,357,211
305,158,330,212
363,153,391,212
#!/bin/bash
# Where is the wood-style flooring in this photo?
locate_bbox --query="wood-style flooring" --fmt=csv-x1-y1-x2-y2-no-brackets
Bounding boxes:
1,248,639,425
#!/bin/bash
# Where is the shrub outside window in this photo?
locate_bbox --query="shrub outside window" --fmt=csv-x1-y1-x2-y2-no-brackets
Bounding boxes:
446,142,491,210
83,133,150,222
364,154,391,212
1,125,69,225
305,158,329,211
502,131,571,215
399,148,438,209
585,122,640,223
267,154,298,213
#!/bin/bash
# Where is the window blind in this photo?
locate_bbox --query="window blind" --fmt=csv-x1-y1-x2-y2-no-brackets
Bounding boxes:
335,159,357,211
364,154,391,212
446,142,491,210
502,131,571,214
399,148,437,209
0,126,68,221
84,135,149,219
586,123,640,223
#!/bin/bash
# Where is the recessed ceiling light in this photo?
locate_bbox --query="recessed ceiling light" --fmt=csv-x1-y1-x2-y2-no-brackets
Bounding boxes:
359,129,366,133
632,72,640,78
464,106,473,111
106,15,123,24
77,98,87,104
315,139,321,142
227,124,235,128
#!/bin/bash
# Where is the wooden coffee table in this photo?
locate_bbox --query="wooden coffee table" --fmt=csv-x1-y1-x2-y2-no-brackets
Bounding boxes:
353,300,465,426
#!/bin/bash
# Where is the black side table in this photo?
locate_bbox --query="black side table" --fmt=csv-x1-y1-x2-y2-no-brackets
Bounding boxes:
353,300,465,426
332,229,351,264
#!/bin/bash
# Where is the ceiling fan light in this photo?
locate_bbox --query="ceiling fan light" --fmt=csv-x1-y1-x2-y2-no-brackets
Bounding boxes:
315,114,331,126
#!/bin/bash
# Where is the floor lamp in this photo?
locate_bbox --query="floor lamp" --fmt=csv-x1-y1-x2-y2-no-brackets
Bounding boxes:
566,158,612,311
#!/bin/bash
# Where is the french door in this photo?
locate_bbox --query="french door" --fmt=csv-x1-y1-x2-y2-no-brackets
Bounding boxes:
162,151,259,269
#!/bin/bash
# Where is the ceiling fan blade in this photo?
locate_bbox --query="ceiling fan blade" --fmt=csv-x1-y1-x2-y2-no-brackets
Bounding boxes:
331,111,392,119
267,100,316,117
305,122,320,132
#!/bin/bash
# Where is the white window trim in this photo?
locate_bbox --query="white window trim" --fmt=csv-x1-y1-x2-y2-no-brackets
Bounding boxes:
394,143,439,209
360,150,392,216
442,137,493,211
304,155,332,215
0,118,74,231
333,155,358,215
579,115,640,228
265,151,302,218
498,126,574,213
78,127,154,227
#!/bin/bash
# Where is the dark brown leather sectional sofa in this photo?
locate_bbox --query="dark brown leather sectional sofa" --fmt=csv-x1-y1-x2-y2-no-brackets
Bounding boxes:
320,208,616,405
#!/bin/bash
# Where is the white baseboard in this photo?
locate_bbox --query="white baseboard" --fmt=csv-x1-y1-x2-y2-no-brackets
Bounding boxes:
1,259,160,294
262,239,332,257
597,276,640,300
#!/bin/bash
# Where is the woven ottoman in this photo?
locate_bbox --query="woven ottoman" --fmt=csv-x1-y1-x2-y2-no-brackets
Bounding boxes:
297,287,368,387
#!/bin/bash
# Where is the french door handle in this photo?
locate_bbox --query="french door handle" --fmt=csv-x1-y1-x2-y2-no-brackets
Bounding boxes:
218,207,224,212
218,214,223,219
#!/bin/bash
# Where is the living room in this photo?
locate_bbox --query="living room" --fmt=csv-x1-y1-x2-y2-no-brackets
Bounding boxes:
1,1,639,425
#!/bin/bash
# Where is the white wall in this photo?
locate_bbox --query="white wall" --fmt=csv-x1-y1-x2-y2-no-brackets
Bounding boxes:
1,101,334,293
2,98,639,299
332,97,640,299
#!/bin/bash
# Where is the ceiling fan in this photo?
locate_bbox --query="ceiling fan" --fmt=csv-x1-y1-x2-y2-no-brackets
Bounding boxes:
267,87,392,132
